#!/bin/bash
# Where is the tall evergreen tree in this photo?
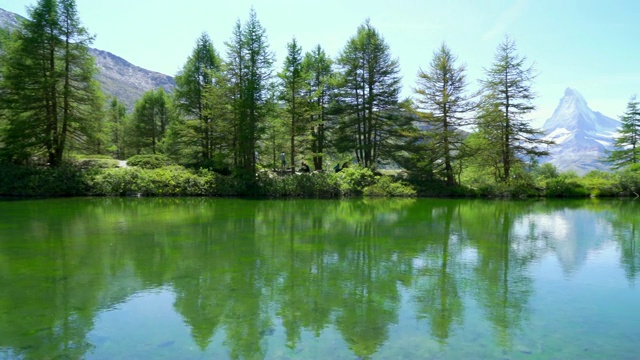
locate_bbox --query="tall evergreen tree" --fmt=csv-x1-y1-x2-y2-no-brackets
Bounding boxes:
0,0,102,166
279,37,309,168
606,96,640,169
106,97,128,159
303,45,333,170
479,37,550,182
130,88,172,155
225,9,274,177
174,32,222,162
334,19,403,168
414,43,475,185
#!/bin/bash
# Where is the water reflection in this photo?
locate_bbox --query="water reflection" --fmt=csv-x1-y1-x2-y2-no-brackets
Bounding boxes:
0,198,638,359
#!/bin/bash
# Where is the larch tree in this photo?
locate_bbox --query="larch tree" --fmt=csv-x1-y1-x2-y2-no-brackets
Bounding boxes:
279,37,309,168
606,96,640,169
0,0,102,166
334,19,403,169
225,9,274,178
130,88,172,155
302,45,333,170
174,32,222,163
106,97,128,160
479,37,550,182
414,43,475,185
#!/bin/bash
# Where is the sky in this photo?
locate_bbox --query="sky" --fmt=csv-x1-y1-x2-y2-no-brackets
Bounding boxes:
2,0,639,127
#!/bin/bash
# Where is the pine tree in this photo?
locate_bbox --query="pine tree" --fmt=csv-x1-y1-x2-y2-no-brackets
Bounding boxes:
606,96,640,169
414,43,475,185
0,0,102,166
334,19,403,168
279,37,309,168
174,32,222,162
480,37,550,182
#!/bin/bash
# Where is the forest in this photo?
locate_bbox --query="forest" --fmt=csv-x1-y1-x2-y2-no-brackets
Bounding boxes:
1,0,639,198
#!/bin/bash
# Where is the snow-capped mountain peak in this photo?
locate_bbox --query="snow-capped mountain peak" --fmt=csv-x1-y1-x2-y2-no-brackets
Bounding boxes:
541,88,621,175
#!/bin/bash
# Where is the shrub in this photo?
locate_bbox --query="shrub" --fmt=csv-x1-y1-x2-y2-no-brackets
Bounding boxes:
617,164,640,196
579,170,621,197
544,176,590,198
256,172,341,198
0,163,89,197
335,166,376,196
363,176,417,197
126,154,175,169
89,166,216,196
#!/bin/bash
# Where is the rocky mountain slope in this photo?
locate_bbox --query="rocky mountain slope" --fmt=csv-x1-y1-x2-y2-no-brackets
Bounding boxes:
0,7,175,109
541,88,620,175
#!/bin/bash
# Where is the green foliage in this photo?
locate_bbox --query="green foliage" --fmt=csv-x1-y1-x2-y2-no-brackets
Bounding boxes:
129,88,173,155
605,96,640,169
478,37,550,182
89,166,216,197
413,43,475,185
543,175,589,198
335,166,376,196
256,172,341,198
126,154,175,169
333,19,405,168
303,45,333,170
279,37,311,167
616,164,640,196
0,164,90,197
0,0,102,166
579,170,621,197
225,9,275,177
173,32,223,163
185,153,232,175
363,176,417,197
533,163,559,181
105,97,128,160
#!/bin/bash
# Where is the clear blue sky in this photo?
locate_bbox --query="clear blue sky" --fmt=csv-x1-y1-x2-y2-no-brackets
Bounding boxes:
2,0,639,126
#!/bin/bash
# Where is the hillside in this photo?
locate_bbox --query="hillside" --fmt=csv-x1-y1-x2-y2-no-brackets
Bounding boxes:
0,7,175,109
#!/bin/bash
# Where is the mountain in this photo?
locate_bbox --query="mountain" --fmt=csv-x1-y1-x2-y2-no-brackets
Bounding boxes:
0,7,175,109
541,88,621,175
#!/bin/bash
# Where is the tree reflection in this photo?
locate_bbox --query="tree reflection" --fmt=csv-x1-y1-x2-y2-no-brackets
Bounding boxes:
0,198,635,359
461,201,537,348
411,201,464,344
606,201,640,285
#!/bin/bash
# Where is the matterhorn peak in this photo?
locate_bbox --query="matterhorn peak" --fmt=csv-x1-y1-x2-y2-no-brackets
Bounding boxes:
544,88,609,132
541,88,621,175
563,87,583,98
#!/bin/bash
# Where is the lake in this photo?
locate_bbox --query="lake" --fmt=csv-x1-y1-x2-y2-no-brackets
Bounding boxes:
0,198,638,359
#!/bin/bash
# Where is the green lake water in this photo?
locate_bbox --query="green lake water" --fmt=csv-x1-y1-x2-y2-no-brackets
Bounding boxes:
0,198,638,359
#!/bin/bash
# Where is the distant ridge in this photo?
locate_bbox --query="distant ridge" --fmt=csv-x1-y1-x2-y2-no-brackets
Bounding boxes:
541,88,620,175
0,7,175,109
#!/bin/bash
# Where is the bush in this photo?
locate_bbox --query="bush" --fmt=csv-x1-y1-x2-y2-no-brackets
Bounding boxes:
185,153,232,175
89,166,216,196
0,163,90,197
335,166,376,196
256,172,341,198
579,170,621,197
544,176,590,198
126,154,175,169
617,164,640,196
363,176,417,197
